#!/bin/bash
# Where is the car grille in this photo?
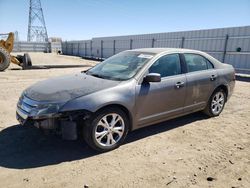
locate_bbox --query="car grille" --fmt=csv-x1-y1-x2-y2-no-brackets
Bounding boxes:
17,95,38,115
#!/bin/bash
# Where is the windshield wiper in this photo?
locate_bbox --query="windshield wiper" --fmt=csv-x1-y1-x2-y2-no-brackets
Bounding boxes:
89,73,105,79
87,72,123,81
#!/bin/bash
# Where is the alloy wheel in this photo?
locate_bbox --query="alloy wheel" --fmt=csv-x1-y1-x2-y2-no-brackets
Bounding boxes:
211,91,225,115
95,113,125,147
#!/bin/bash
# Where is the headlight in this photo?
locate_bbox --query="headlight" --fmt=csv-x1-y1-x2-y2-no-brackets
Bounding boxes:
30,104,60,118
37,103,58,109
37,104,60,115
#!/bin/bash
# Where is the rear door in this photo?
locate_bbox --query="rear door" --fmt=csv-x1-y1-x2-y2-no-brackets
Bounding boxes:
182,53,217,112
135,53,186,126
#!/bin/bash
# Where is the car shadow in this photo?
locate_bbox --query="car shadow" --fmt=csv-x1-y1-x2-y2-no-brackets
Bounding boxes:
126,112,208,143
0,112,207,169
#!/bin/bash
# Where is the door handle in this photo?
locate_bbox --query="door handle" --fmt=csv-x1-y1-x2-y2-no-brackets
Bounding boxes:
175,81,185,89
210,75,217,81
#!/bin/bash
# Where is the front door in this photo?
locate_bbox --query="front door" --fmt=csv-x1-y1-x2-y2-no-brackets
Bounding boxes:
135,53,187,126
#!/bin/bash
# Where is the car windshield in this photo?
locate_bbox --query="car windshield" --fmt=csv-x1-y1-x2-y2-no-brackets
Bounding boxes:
86,51,155,80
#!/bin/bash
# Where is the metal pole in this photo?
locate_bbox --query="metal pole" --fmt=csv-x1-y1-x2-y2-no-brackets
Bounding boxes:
85,42,87,57
152,38,155,48
101,40,103,59
181,37,185,48
90,40,93,57
65,41,67,55
130,39,133,50
71,43,73,55
113,40,116,55
77,42,80,56
222,34,229,63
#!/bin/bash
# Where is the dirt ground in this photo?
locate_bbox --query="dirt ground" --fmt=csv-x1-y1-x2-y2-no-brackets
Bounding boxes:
0,52,249,188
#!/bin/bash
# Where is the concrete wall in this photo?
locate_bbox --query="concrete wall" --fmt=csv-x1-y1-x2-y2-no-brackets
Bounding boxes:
62,26,250,74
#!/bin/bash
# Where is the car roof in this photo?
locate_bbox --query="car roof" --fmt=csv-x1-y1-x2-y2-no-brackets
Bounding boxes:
128,48,224,70
128,48,202,54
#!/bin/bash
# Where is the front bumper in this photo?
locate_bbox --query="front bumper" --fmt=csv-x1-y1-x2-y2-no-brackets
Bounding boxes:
16,94,92,140
16,94,61,125
16,95,78,140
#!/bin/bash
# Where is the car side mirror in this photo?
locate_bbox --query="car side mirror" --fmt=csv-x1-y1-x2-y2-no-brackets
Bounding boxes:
144,73,161,83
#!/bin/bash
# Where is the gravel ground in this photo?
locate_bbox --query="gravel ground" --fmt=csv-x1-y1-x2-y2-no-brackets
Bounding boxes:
0,52,249,188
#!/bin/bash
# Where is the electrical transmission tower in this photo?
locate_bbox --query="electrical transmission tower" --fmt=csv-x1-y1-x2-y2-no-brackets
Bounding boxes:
27,0,48,42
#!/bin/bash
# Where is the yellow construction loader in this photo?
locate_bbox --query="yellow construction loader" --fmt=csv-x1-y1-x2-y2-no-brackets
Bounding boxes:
0,32,32,71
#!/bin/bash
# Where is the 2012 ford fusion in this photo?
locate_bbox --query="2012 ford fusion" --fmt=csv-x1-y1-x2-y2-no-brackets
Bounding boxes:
16,48,235,152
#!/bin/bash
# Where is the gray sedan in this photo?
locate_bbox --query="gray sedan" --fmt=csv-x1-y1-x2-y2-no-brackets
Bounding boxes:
16,48,235,152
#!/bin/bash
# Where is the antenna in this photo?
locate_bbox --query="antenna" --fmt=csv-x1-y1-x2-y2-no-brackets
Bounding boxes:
27,0,48,42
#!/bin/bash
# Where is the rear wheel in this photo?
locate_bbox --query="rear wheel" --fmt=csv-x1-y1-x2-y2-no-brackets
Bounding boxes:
83,107,129,152
204,89,226,117
0,47,11,71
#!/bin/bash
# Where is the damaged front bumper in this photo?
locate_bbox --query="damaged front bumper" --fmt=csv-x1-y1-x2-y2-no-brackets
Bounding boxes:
16,94,91,140
16,94,62,125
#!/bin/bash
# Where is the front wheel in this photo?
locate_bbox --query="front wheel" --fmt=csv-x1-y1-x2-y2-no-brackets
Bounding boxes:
83,107,129,152
204,89,226,117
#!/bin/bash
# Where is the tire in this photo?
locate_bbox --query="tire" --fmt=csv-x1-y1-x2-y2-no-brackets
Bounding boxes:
83,107,129,152
203,89,226,117
22,53,32,70
16,55,23,64
0,47,11,71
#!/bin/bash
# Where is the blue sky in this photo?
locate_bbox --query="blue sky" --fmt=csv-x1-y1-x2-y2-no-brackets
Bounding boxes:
0,0,250,41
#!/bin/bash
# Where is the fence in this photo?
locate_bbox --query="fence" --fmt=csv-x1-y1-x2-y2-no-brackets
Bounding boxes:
13,42,62,53
13,42,49,52
62,26,250,74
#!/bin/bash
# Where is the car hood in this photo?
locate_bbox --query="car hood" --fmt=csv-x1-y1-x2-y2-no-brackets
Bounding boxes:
24,73,120,102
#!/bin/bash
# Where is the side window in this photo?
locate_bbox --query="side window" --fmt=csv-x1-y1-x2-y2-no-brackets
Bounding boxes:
149,54,181,77
207,60,214,69
184,54,214,72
